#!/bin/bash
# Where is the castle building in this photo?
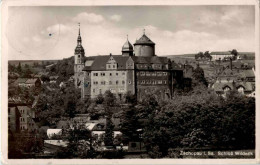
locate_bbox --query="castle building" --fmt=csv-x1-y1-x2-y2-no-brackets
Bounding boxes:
74,26,185,100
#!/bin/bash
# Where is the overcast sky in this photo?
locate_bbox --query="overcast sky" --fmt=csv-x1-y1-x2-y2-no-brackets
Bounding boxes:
7,6,255,60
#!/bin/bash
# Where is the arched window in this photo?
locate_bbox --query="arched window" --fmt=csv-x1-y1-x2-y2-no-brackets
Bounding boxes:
223,86,231,93
237,86,245,94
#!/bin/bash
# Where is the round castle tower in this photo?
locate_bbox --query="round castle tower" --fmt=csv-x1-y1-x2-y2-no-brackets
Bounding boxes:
133,30,155,57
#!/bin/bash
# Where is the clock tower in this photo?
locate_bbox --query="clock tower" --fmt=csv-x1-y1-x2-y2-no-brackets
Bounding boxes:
74,23,85,88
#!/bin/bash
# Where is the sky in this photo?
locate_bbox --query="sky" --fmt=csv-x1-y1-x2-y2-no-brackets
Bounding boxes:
6,6,255,60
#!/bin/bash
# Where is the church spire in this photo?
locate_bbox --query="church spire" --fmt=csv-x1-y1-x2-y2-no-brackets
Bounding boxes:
77,23,82,45
78,23,81,36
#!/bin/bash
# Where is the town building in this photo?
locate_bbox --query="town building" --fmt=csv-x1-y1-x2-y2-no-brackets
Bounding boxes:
74,25,186,100
17,105,37,132
14,78,41,88
211,66,255,97
210,51,234,61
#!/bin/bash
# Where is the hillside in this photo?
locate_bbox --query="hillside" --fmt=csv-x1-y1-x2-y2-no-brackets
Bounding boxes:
166,52,255,60
9,60,60,67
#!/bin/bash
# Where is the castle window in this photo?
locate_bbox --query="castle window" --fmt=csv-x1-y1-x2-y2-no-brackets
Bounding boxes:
93,89,95,93
113,65,115,68
164,80,167,84
140,72,145,76
110,73,112,76
122,72,125,76
116,73,118,76
157,72,162,76
152,72,156,76
99,89,102,94
78,55,80,58
108,65,111,69
122,81,125,85
116,81,119,85
158,80,163,84
109,81,112,85
128,81,131,84
163,72,168,76
146,72,151,76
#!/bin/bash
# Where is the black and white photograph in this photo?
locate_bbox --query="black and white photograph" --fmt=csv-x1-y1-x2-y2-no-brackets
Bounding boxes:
1,0,259,163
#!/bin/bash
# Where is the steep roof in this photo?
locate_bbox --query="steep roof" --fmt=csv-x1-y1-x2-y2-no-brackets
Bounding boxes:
82,55,130,71
134,34,155,45
50,76,59,80
82,55,175,71
25,78,39,84
239,69,255,78
15,78,28,84
17,106,31,112
213,82,235,92
213,81,253,92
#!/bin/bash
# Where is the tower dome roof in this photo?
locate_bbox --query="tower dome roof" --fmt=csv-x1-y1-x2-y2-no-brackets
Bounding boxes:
134,34,155,45
122,39,133,51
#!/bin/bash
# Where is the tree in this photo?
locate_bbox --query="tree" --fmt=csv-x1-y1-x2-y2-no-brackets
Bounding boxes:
204,51,211,60
21,68,32,78
56,123,95,158
24,64,29,68
65,100,77,119
181,128,209,148
104,90,116,107
125,91,137,104
41,75,50,83
195,52,204,60
95,94,104,104
8,63,16,72
231,49,238,60
192,64,208,87
120,106,140,143
17,62,22,74
104,115,115,146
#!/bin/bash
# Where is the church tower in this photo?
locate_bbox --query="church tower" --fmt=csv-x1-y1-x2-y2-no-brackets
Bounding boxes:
74,23,85,88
